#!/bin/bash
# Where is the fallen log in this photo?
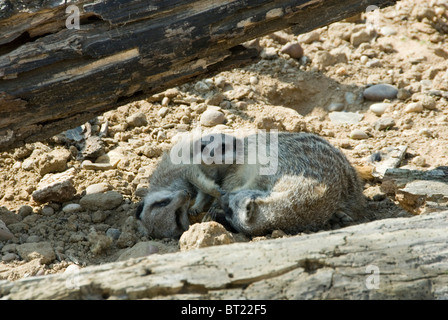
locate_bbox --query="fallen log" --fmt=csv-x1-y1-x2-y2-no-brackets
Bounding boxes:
0,0,397,151
0,211,447,300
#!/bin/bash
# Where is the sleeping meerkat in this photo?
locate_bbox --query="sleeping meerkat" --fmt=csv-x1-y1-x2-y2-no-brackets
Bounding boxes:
213,132,366,237
136,133,236,239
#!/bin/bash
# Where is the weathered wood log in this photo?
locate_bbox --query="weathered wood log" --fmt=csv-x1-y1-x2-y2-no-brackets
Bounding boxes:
0,0,398,151
0,211,447,300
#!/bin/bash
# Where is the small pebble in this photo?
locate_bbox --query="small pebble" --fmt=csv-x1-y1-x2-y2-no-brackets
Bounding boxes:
380,26,397,36
200,109,226,127
404,102,423,113
161,96,170,106
350,129,369,140
412,156,426,167
327,102,344,112
26,235,41,243
369,103,391,116
126,112,147,127
419,128,433,138
363,84,398,101
41,205,54,216
2,253,19,262
64,264,81,274
374,117,396,131
214,76,227,88
280,42,303,59
194,81,210,93
157,107,169,118
249,76,259,85
360,55,369,64
106,228,121,240
86,183,110,195
62,203,82,213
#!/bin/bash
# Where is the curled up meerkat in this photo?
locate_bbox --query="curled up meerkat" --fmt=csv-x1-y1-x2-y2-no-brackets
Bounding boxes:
136,133,235,239
207,132,366,237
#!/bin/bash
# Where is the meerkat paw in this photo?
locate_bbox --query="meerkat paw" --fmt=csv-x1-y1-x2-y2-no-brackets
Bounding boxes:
188,207,201,216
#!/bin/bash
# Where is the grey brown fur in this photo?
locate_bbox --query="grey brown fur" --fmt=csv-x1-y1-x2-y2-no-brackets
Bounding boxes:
216,132,366,236
137,131,366,239
136,134,232,239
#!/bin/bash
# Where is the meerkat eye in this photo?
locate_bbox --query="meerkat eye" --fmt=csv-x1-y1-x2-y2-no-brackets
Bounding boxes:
152,199,171,208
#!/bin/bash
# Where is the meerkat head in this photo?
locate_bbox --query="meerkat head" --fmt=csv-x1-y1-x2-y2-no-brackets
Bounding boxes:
136,190,191,239
221,190,267,236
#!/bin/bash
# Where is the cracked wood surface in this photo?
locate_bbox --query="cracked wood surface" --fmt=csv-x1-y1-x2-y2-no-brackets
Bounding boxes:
0,0,397,151
1,211,447,300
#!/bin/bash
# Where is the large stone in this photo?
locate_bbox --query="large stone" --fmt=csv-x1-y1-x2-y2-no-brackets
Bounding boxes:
16,242,56,264
80,191,123,211
280,42,303,59
363,84,398,101
179,222,235,251
32,168,77,203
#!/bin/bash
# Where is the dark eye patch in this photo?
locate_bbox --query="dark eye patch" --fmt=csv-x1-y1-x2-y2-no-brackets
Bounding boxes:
152,199,171,208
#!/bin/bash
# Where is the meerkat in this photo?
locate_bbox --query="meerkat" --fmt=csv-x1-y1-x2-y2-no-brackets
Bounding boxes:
136,133,235,239
210,132,366,237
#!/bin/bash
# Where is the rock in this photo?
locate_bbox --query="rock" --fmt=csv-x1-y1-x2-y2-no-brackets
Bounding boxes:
194,81,210,93
329,112,363,125
370,103,391,116
179,222,235,251
157,107,169,118
2,252,19,262
200,109,226,127
280,42,303,59
350,29,373,46
81,136,104,159
404,102,423,113
25,148,71,176
17,205,33,219
32,168,77,204
41,206,54,216
374,117,396,131
117,241,165,261
26,235,41,243
297,30,320,44
16,242,56,264
62,203,82,213
85,183,110,195
366,59,382,68
383,168,448,215
80,191,123,211
0,219,14,241
5,211,448,299
418,95,437,110
419,128,433,138
380,26,397,36
88,230,112,255
260,47,277,59
249,76,259,85
363,84,398,101
368,146,408,178
412,156,426,167
81,160,114,170
397,89,412,100
126,112,148,127
106,228,121,240
313,51,347,68
327,103,344,112
214,76,227,88
350,129,369,140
